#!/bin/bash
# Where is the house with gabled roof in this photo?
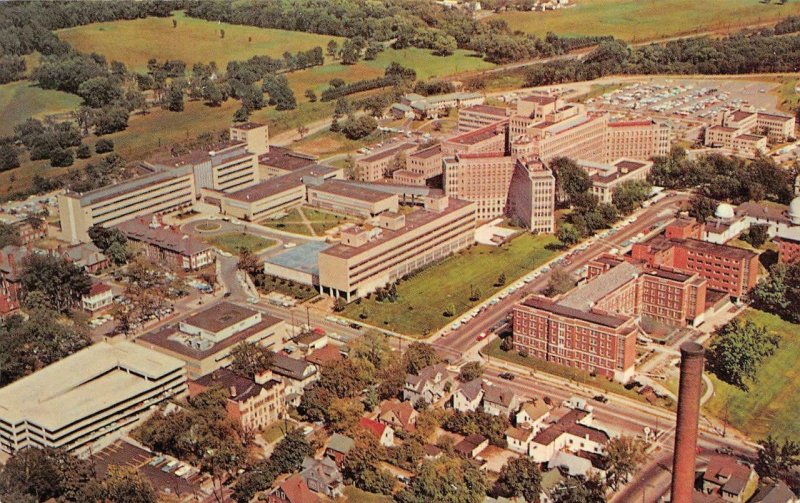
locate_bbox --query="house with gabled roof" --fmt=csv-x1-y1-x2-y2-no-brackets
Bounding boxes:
359,417,394,447
378,400,417,433
482,384,519,418
701,456,757,503
324,433,354,469
403,363,450,404
451,378,486,412
515,400,550,432
300,456,343,499
269,474,320,503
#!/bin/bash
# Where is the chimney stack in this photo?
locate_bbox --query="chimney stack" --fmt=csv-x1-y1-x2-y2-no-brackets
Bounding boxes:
670,342,706,503
229,385,237,398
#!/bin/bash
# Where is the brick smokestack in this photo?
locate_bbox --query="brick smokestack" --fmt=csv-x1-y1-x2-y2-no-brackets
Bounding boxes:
670,341,705,503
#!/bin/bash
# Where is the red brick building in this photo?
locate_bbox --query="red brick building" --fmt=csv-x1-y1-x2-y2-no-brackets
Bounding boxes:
775,228,800,264
512,296,638,382
631,224,758,300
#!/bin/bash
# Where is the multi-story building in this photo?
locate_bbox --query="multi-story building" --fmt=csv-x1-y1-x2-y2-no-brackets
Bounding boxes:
188,367,286,433
401,144,443,185
0,340,186,454
443,153,555,230
136,302,288,378
306,180,399,218
318,196,476,301
81,281,113,312
442,122,508,156
258,145,318,177
400,92,485,119
631,227,759,300
512,295,638,382
775,227,800,264
117,216,215,271
606,119,670,161
458,104,509,132
354,142,418,182
705,109,795,155
578,158,653,204
58,166,197,244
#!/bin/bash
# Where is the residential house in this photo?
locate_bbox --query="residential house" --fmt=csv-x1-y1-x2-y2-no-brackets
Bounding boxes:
547,450,604,478
188,368,285,433
515,400,550,432
454,434,488,459
359,417,394,447
269,474,320,503
505,426,535,455
750,479,798,503
271,352,318,406
528,408,611,462
482,385,519,418
300,457,343,499
0,245,32,304
82,281,113,312
423,444,443,460
60,242,108,273
324,433,355,469
378,400,417,433
702,456,757,503
451,378,485,412
304,344,342,369
403,363,450,404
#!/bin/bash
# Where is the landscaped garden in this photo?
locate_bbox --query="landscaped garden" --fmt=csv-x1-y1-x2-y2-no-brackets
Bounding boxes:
203,232,276,255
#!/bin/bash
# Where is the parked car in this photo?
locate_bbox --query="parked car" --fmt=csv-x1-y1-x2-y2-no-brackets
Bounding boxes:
593,395,609,404
498,372,515,381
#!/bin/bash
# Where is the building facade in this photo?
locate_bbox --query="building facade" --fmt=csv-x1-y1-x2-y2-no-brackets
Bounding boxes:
117,216,214,271
606,120,670,161
354,143,418,182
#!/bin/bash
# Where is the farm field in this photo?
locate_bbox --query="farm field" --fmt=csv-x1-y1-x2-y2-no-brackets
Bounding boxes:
704,309,800,443
0,80,81,135
341,233,560,336
491,0,800,42
57,11,340,72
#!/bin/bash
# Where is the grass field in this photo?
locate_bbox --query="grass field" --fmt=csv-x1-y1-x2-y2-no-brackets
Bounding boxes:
304,207,354,235
292,128,394,158
704,309,800,443
203,232,276,255
342,233,560,336
492,0,800,42
0,80,81,135
262,207,353,236
342,487,392,503
485,338,675,409
57,11,339,73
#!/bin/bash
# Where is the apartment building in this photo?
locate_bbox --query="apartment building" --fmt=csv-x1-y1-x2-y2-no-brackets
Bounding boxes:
306,180,398,217
58,166,196,244
458,104,509,132
318,197,476,301
137,302,288,378
189,367,286,433
578,158,653,204
631,227,759,300
606,120,670,161
512,295,638,382
442,122,508,156
117,216,214,271
0,340,186,454
354,142,418,182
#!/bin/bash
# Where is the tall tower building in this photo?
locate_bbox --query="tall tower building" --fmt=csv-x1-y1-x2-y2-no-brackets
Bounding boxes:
670,342,706,502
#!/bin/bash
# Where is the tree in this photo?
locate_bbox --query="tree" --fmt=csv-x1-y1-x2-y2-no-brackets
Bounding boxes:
102,466,157,503
304,89,317,102
706,319,779,391
233,106,250,123
341,115,377,140
458,361,483,382
334,297,347,312
327,40,339,58
270,429,313,474
340,39,361,65
689,194,718,223
403,342,441,375
605,435,648,490
234,461,276,503
21,254,91,313
165,83,184,111
328,397,365,432
95,138,114,153
0,142,20,171
237,247,262,276
350,330,392,370
395,455,487,503
228,341,273,379
551,157,591,205
543,268,575,297
494,457,542,502
551,474,606,503
557,223,581,247
77,76,123,108
0,222,21,248
75,143,91,159
495,272,506,287
612,180,651,214
49,148,74,167
755,436,800,482
92,105,129,135
0,447,94,503
743,223,769,248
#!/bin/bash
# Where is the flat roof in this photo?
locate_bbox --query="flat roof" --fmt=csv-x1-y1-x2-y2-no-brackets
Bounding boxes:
266,241,331,276
462,104,508,116
225,164,337,202
608,120,655,128
183,301,258,333
0,341,185,430
232,122,266,130
309,180,397,203
559,262,640,311
321,197,474,260
446,122,506,145
643,235,757,260
358,142,416,163
409,144,442,160
68,166,194,206
736,133,764,141
258,145,317,171
147,140,245,168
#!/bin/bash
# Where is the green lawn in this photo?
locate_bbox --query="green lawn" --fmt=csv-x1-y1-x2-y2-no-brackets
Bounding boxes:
485,338,676,409
304,207,354,235
342,233,560,336
342,486,392,503
57,11,340,73
704,309,800,443
203,232,276,255
292,127,395,158
261,206,354,236
261,422,286,444
0,80,81,135
257,274,319,301
491,0,800,42
261,208,314,236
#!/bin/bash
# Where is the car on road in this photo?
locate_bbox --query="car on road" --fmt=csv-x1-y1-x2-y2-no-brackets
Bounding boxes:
593,395,609,403
476,332,487,341
349,323,362,330
498,372,515,380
